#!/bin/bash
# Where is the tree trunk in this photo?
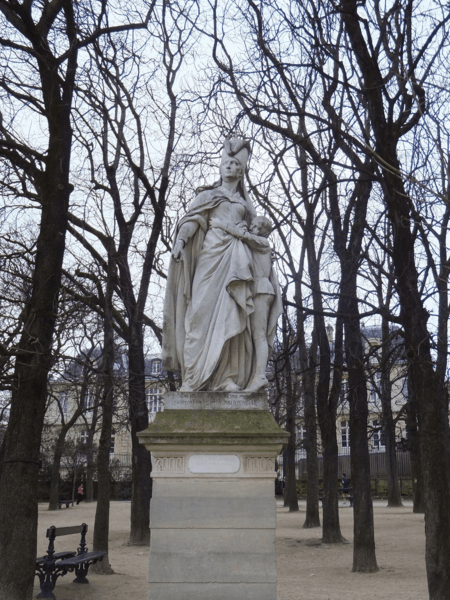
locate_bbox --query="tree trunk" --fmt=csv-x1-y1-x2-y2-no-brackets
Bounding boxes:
92,251,115,574
281,314,299,512
300,199,344,541
296,268,319,527
320,317,346,543
283,432,298,512
341,264,378,570
341,271,378,572
130,432,152,544
71,466,77,505
128,324,151,545
85,442,95,503
86,402,100,503
48,403,87,511
406,387,425,513
48,435,66,511
347,361,378,573
383,414,402,507
380,319,402,508
0,178,72,600
302,335,320,528
384,142,450,597
336,173,378,572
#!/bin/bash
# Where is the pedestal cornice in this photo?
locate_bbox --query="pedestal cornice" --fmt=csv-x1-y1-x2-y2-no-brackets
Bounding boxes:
137,392,289,455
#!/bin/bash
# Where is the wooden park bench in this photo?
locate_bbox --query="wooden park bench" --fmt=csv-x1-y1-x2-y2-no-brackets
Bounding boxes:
35,523,106,599
57,498,73,509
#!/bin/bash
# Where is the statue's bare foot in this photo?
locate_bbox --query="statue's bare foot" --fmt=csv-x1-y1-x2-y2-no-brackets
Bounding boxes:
180,383,193,392
221,379,241,392
246,376,269,392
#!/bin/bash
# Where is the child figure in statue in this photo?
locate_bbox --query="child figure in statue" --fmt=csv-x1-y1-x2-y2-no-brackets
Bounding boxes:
209,215,276,391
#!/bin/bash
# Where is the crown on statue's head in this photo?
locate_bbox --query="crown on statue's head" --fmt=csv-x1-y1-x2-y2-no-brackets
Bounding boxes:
221,138,251,171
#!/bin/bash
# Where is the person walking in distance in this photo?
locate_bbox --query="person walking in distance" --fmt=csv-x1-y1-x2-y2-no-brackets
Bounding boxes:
77,483,84,505
342,473,350,505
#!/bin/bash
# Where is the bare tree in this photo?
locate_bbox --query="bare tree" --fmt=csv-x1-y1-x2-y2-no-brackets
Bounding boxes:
64,2,200,543
0,1,156,597
91,248,116,573
338,1,450,593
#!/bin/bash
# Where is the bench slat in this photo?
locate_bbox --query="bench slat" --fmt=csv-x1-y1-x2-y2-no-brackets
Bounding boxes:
46,524,86,538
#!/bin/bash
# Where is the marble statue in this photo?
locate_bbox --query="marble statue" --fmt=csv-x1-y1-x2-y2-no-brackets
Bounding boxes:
162,138,282,392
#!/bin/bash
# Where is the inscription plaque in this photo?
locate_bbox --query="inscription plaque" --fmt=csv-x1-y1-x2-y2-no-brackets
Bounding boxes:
165,391,268,411
188,454,240,474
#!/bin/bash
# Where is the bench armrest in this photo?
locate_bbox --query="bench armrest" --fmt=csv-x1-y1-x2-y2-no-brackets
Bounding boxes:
36,551,76,564
58,551,106,567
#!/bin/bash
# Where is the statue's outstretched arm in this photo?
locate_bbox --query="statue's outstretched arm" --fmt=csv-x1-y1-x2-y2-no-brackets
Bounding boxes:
171,221,198,262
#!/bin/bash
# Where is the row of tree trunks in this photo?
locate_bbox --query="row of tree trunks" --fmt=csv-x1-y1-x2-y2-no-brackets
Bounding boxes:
301,198,343,542
340,2,450,594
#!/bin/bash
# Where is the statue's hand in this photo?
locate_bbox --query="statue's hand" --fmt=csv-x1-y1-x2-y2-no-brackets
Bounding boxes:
210,217,222,229
171,239,185,262
235,222,248,235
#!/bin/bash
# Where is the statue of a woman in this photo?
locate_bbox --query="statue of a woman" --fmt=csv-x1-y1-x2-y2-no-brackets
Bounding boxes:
162,139,282,392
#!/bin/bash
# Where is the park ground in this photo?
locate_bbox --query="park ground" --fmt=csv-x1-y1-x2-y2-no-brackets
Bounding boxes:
33,498,428,600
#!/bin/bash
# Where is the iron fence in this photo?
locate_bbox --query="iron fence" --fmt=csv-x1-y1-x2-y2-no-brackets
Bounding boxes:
295,450,411,480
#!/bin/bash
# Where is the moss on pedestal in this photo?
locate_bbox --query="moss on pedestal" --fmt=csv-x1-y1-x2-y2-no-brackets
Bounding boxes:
138,410,288,454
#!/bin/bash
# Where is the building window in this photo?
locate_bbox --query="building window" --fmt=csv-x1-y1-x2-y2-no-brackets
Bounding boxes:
110,430,115,455
401,377,408,400
297,425,307,448
146,388,163,414
79,430,90,445
372,420,385,450
151,360,162,376
85,388,95,408
341,420,350,448
370,373,381,402
295,425,307,459
340,380,349,408
59,391,69,416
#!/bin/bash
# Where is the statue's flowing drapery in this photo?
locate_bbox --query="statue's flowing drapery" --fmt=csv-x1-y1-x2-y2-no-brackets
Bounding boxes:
162,186,282,391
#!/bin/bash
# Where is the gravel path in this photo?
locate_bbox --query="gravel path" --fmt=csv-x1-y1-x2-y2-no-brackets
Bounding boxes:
33,499,428,600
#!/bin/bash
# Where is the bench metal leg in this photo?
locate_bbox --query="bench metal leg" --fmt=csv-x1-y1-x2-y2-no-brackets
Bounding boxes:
73,563,90,584
36,578,56,599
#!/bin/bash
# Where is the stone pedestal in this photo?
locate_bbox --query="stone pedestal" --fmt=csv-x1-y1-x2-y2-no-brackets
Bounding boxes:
138,392,288,600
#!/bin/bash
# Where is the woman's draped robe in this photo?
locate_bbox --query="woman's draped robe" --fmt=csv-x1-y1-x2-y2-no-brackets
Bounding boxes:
162,187,282,391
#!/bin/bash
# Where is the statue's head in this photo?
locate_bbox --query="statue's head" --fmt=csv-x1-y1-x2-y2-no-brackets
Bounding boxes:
195,138,252,196
221,138,251,173
250,215,272,238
